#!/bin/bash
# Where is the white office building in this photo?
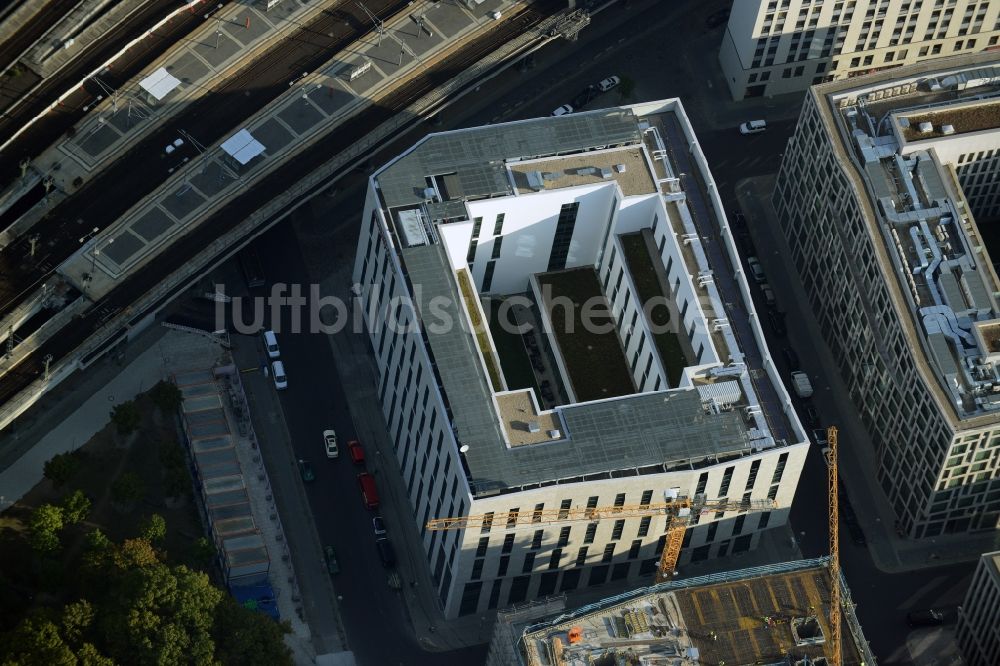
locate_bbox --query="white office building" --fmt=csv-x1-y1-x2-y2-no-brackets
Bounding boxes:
957,550,1000,666
719,0,1000,101
352,100,808,618
773,53,1000,538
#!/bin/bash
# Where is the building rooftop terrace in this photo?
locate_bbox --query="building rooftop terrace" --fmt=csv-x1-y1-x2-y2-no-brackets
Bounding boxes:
509,147,656,197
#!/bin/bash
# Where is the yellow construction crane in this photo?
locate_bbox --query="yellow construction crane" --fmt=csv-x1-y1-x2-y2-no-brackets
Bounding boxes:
827,425,842,666
427,495,777,583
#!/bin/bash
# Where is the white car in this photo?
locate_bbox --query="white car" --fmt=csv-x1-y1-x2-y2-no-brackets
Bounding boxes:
324,429,339,458
551,104,573,117
262,329,280,359
739,119,767,134
598,75,621,92
272,361,288,390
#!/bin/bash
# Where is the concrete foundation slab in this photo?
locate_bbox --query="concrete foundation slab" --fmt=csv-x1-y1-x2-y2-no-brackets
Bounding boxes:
131,207,174,242
425,2,474,38
161,186,207,221
168,52,211,86
190,162,230,198
365,39,414,77
103,229,144,266
76,123,121,158
278,96,326,135
193,32,242,68
228,11,272,47
252,117,295,153
395,24,445,56
107,104,149,134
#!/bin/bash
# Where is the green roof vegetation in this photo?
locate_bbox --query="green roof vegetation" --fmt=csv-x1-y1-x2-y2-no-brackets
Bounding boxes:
457,269,503,392
537,268,634,402
619,233,688,387
487,298,541,395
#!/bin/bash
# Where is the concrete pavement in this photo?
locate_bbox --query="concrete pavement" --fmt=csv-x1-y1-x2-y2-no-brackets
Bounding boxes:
736,173,1000,573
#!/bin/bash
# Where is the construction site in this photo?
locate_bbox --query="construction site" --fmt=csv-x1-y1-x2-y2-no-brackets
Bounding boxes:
486,557,876,666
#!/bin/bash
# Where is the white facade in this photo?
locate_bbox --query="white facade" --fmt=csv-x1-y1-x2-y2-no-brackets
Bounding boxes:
957,551,1000,666
353,101,807,618
719,0,1000,100
772,55,1000,538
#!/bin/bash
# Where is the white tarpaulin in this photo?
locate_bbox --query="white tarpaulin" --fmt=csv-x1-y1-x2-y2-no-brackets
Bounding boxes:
138,67,181,101
221,129,266,165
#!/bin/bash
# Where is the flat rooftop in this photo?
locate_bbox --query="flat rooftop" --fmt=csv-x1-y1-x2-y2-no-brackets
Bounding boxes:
495,389,563,446
509,147,656,197
537,268,635,403
515,558,870,666
822,55,1000,421
899,98,1000,140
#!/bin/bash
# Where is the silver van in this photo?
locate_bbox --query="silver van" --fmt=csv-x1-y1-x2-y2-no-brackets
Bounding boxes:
739,120,767,134
262,329,280,359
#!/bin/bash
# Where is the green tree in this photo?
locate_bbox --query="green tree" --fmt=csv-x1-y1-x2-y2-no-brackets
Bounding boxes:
191,536,216,567
82,528,112,570
111,538,160,571
109,400,141,436
28,504,65,553
61,600,94,643
0,615,75,665
140,514,167,543
75,642,115,666
110,472,144,508
43,452,81,488
213,596,293,666
151,381,183,414
61,490,92,525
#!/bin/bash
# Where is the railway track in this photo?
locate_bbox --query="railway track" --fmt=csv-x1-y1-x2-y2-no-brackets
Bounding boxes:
0,0,560,409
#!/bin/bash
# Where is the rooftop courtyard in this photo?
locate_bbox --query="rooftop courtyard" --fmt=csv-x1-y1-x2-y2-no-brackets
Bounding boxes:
537,268,635,403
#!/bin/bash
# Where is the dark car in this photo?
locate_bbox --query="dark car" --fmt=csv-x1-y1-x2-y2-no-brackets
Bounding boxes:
811,428,829,446
571,85,598,110
767,310,787,337
906,609,944,627
298,459,315,483
376,537,396,568
323,545,340,575
781,346,800,370
803,404,820,427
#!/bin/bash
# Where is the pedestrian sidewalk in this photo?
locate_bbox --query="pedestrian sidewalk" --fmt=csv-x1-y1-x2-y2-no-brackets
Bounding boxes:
0,324,171,509
736,174,1000,573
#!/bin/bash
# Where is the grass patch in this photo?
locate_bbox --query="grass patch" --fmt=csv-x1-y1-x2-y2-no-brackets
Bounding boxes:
537,268,634,402
457,269,503,391
619,233,689,387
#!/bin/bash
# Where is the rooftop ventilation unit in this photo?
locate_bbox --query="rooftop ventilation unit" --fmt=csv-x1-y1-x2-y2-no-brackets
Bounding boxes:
918,122,934,134
527,421,540,433
614,163,627,173
600,167,613,179
941,124,956,135
547,429,561,438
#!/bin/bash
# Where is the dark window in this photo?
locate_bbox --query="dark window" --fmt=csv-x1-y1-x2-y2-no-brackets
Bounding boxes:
588,565,609,586
696,472,708,495
745,460,761,491
471,217,483,239
638,516,651,537
772,453,789,484
759,511,772,530
459,582,482,616
611,562,630,580
497,555,510,577
576,547,588,566
628,539,642,559
487,580,502,609
482,261,497,292
602,544,615,563
720,466,735,495
614,493,626,507
532,503,544,523
548,549,563,569
584,523,597,544
560,569,582,591
537,571,558,597
558,499,572,519
522,552,536,573
557,526,571,547
706,522,719,543
640,490,653,506
481,512,494,534
547,203,580,271
585,496,599,518
531,530,543,550
733,514,747,536
476,537,489,558
502,534,515,554
471,558,484,580
491,236,503,259
506,508,519,528
493,214,505,236
639,559,658,576
611,520,625,540
507,576,530,604
466,239,478,264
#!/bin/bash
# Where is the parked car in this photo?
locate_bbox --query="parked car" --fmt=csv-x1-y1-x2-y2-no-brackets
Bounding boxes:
747,256,766,283
811,428,829,446
323,429,339,458
324,545,340,575
906,609,944,627
348,439,365,465
761,282,777,308
551,104,573,117
261,329,280,359
358,472,380,509
597,75,621,92
272,361,288,390
373,516,387,537
767,310,787,337
298,459,315,483
739,119,767,134
803,404,820,427
376,537,396,568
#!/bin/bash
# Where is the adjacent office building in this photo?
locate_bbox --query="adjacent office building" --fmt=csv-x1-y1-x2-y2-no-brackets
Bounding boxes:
773,53,1000,538
957,550,1000,666
353,100,808,618
486,557,876,666
720,0,1000,100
